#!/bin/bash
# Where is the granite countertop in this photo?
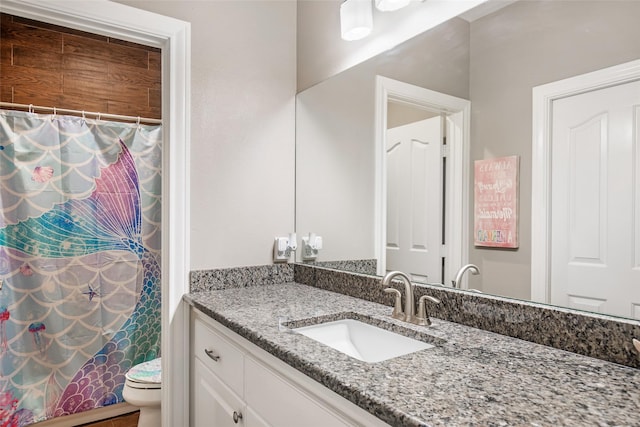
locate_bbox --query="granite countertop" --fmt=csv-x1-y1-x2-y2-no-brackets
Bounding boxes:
185,282,640,427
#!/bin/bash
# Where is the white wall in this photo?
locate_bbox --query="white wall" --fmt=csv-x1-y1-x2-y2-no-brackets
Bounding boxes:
116,0,297,270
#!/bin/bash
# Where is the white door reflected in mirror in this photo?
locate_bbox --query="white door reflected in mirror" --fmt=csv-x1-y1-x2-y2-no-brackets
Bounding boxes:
550,79,640,319
386,116,443,284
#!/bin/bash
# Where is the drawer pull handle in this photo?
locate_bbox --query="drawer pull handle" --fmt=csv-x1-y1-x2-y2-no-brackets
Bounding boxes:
204,348,220,361
233,410,243,423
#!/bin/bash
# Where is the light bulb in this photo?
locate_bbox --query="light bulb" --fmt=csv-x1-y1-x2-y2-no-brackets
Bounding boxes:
340,0,373,41
375,0,411,12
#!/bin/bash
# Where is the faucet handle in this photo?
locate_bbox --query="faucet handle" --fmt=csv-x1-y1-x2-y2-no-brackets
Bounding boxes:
384,288,405,320
415,295,440,326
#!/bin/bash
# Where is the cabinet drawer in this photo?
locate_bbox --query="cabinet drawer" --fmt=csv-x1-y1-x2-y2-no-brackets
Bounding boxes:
193,317,244,396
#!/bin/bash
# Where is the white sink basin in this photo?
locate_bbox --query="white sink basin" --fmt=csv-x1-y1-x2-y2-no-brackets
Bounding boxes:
293,319,433,363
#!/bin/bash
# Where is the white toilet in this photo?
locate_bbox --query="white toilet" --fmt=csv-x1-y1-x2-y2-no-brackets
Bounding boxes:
123,357,162,427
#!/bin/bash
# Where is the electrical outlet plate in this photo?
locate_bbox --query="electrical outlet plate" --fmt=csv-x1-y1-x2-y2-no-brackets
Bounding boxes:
301,236,318,261
273,237,291,262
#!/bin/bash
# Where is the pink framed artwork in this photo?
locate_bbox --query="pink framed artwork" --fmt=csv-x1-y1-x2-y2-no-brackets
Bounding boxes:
474,155,519,248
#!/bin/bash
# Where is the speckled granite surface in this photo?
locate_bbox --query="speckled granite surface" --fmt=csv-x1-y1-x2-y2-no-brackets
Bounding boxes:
185,283,640,427
299,259,377,275
189,264,293,292
295,263,640,369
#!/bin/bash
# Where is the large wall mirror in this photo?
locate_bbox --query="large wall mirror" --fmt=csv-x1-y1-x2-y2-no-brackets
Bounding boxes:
295,0,640,319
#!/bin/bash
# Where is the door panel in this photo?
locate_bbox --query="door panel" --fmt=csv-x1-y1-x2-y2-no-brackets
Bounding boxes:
386,116,443,283
551,80,640,318
567,113,606,264
635,106,640,270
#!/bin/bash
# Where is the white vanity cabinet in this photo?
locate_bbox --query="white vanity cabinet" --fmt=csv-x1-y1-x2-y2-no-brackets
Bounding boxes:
190,308,389,427
191,311,269,427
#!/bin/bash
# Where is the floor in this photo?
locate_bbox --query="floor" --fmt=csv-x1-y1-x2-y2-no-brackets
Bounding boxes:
77,411,139,427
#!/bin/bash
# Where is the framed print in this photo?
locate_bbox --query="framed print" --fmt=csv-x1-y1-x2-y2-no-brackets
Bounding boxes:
474,155,519,248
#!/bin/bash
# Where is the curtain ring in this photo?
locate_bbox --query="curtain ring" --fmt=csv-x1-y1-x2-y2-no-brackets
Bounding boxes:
82,110,86,120
28,104,34,114
97,113,101,121
136,116,141,126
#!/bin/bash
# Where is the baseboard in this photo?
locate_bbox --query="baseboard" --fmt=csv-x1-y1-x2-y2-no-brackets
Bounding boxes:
32,403,139,426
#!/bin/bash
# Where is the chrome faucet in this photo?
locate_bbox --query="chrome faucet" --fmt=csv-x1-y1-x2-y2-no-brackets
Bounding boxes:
451,264,480,288
383,271,415,322
416,295,440,326
382,271,440,326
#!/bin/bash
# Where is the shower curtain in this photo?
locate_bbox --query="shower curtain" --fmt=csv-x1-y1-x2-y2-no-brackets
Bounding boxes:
0,109,162,426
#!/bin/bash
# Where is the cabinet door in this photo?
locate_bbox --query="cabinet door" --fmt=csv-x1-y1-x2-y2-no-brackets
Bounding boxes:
244,407,271,427
245,358,351,427
193,358,245,427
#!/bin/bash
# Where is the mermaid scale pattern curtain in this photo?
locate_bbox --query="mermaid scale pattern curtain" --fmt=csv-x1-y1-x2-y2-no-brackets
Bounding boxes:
0,110,162,425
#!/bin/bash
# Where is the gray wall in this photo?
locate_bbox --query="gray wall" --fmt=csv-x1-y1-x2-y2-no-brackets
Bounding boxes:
117,0,640,283
117,0,297,270
387,103,437,129
467,0,640,298
296,18,469,262
296,0,640,301
297,0,479,92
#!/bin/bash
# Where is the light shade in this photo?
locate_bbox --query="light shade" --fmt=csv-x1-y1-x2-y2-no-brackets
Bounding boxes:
340,0,373,41
375,0,411,12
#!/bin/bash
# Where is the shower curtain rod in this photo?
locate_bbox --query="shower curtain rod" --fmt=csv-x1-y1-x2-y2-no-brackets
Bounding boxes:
0,102,163,125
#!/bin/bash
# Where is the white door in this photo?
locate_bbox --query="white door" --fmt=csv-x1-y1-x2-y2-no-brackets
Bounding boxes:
386,116,443,283
551,79,640,318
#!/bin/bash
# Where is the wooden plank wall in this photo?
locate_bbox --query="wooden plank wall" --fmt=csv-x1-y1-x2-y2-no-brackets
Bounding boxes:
0,13,161,119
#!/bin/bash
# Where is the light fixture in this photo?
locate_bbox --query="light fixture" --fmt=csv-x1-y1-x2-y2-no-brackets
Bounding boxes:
340,0,373,41
375,0,411,12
